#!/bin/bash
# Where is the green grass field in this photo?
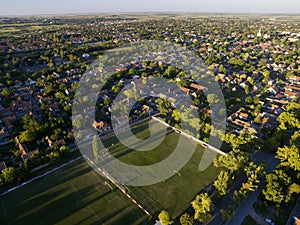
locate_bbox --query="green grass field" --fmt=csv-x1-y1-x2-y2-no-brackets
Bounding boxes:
0,158,148,225
0,119,220,225
100,119,220,218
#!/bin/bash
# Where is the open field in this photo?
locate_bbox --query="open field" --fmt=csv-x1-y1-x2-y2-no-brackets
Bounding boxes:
100,119,220,218
0,119,220,225
0,158,148,225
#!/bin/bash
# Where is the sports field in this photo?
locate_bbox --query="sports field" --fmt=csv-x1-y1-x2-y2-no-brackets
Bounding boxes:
0,158,148,225
0,119,220,225
100,119,220,218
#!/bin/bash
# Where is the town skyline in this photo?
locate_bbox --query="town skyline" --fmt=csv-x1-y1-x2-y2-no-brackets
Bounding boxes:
1,0,300,16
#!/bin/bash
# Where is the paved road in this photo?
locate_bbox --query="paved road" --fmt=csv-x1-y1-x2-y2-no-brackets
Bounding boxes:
206,152,278,225
225,152,279,225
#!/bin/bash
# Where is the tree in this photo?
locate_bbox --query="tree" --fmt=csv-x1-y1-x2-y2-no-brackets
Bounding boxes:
49,151,60,164
289,183,300,195
44,83,54,95
22,114,41,132
221,206,235,222
156,98,172,116
263,169,291,204
1,88,11,97
59,145,70,158
213,149,250,173
72,117,83,129
1,167,16,184
276,145,300,171
218,64,226,74
277,102,300,131
222,131,262,152
16,166,30,183
233,189,246,205
214,170,229,196
291,131,300,148
19,129,37,143
158,210,173,225
180,213,193,225
92,135,100,160
123,89,140,100
191,193,213,222
207,93,220,104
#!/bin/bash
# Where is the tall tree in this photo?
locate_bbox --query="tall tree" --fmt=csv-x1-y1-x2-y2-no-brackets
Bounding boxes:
158,210,173,225
191,193,213,222
180,213,193,225
221,206,235,222
1,167,16,184
263,169,291,204
213,149,250,173
214,170,229,196
92,135,100,160
276,145,300,171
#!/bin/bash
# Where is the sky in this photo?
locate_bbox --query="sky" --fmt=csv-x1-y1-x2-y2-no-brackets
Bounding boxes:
0,0,300,16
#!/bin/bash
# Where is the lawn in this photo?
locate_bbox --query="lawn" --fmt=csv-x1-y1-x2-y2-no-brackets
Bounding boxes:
0,158,148,225
0,119,220,225
100,119,220,218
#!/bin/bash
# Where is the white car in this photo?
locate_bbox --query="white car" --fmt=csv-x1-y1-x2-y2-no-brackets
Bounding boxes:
265,218,275,225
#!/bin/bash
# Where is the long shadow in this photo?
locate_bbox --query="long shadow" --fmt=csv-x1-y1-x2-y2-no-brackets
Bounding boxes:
12,190,81,225
73,183,111,209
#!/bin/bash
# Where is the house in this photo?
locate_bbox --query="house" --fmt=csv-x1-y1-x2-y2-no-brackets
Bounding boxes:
0,106,11,117
284,91,300,99
0,128,10,140
48,103,61,115
289,75,300,85
267,87,279,95
0,161,7,172
93,121,105,129
142,105,151,113
228,111,252,128
294,217,300,225
2,115,16,130
238,112,249,120
180,86,191,94
234,118,251,127
18,143,30,161
45,136,66,148
11,100,32,112
201,108,212,115
285,84,300,92
189,83,208,92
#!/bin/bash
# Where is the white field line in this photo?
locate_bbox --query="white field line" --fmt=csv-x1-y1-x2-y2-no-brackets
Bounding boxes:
151,116,227,156
84,155,152,219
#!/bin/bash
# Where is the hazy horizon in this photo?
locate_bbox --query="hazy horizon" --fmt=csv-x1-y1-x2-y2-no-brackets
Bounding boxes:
1,0,300,16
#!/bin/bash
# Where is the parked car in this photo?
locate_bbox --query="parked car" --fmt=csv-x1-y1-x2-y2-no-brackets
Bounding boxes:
265,218,275,225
